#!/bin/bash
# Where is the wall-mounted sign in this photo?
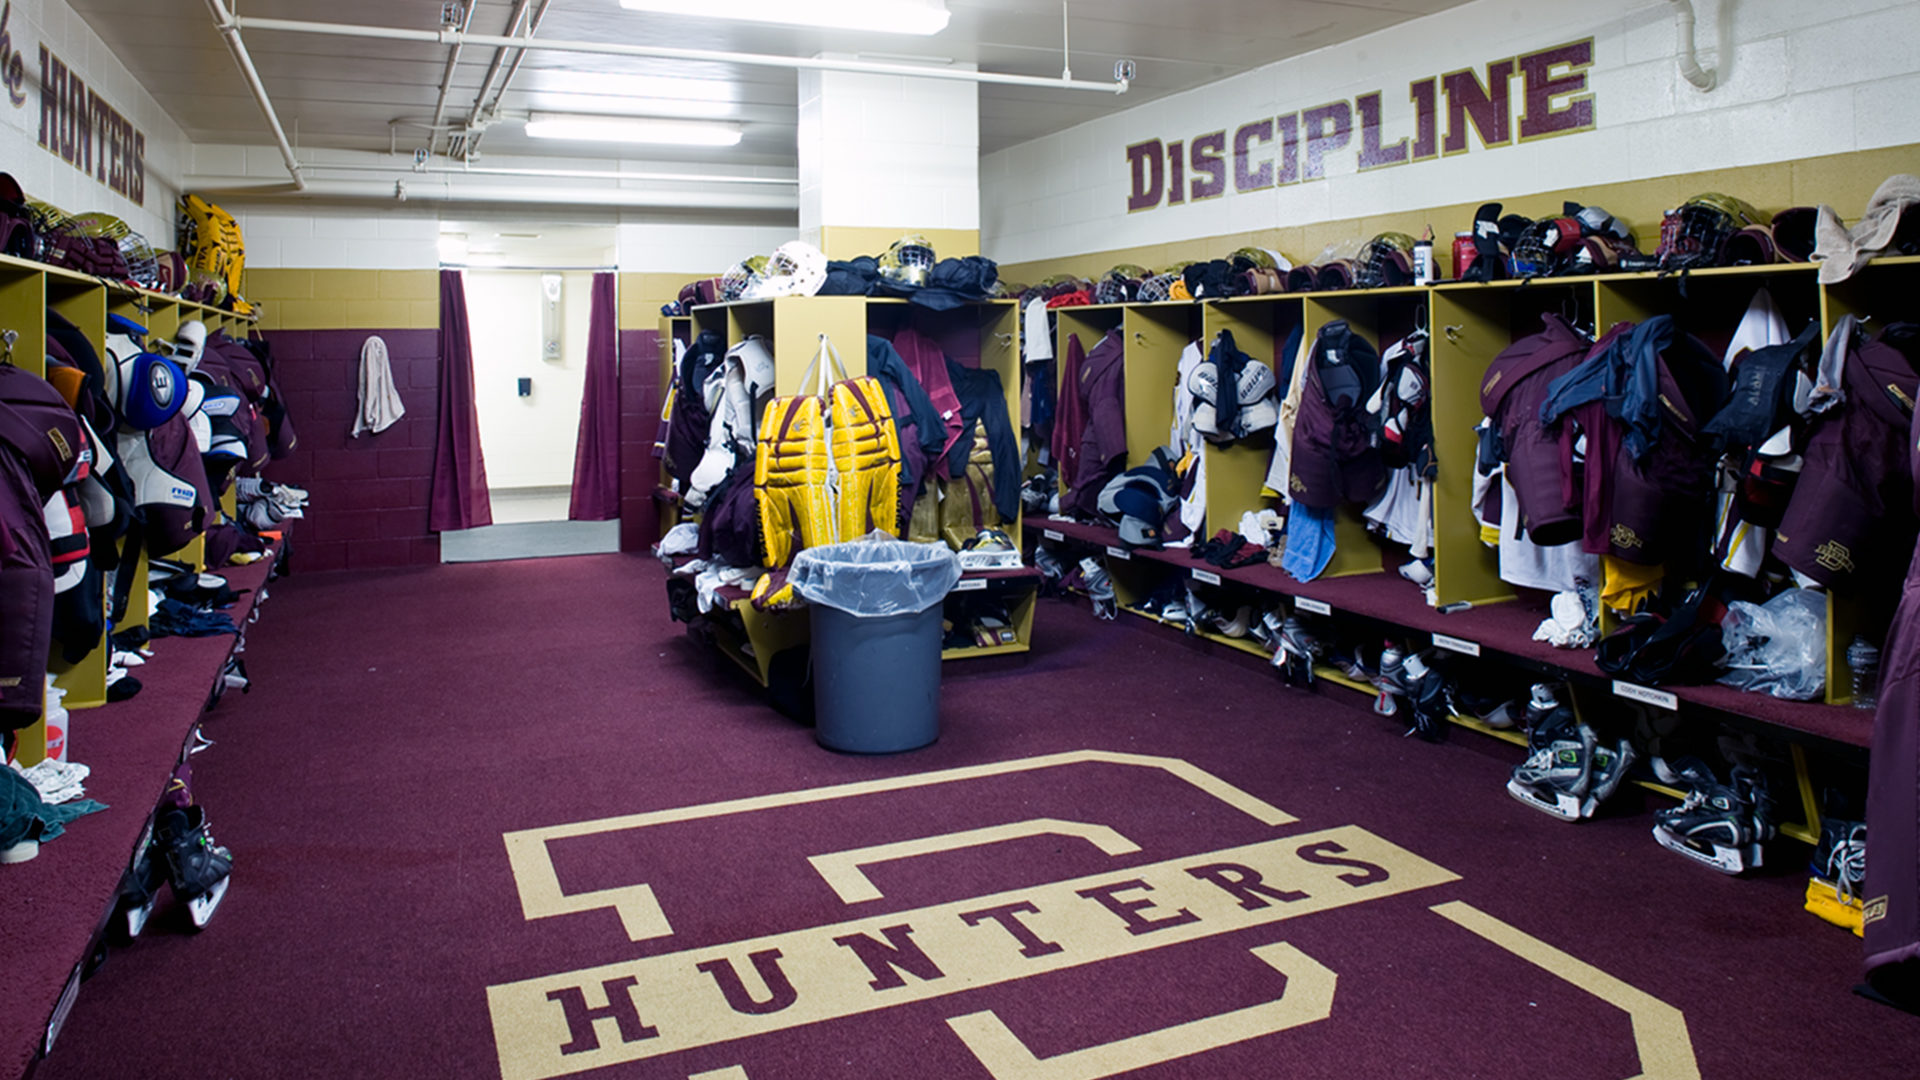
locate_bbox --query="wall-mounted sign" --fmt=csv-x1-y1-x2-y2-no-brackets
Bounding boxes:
35,40,145,205
1125,38,1594,214
0,4,28,108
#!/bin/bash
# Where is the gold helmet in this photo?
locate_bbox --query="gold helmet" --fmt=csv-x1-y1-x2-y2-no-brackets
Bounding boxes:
719,254,770,301
878,234,937,287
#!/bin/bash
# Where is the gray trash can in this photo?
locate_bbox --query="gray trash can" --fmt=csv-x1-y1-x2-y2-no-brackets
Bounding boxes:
789,534,960,753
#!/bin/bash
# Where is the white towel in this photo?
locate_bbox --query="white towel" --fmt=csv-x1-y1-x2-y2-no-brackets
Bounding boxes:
1023,296,1054,362
352,334,406,437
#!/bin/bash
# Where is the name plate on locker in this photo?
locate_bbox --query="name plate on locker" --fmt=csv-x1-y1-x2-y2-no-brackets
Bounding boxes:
1043,529,1064,541
1295,597,1332,616
1431,633,1481,658
1612,680,1678,711
1106,546,1132,560
1191,569,1222,586
954,578,988,592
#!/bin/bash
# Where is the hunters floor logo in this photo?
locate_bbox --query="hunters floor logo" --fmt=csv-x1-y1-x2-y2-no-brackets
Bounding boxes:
36,41,145,205
1126,39,1595,213
489,750,1698,1080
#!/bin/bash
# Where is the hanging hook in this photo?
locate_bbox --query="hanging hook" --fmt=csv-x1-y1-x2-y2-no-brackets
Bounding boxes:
1133,330,1147,345
993,331,1015,347
0,328,15,365
1442,324,1463,343
1413,305,1430,334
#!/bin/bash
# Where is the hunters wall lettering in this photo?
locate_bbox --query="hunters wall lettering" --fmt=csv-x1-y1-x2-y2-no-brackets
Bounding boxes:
1126,38,1594,213
36,43,145,205
0,4,28,108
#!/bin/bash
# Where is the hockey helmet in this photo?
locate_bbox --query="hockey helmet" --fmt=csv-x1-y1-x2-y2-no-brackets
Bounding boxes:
1092,263,1149,305
1136,272,1180,303
1229,246,1292,273
1315,260,1357,291
747,241,828,299
1509,217,1583,278
1356,232,1418,288
119,230,162,289
878,234,937,287
719,254,770,301
1656,193,1769,271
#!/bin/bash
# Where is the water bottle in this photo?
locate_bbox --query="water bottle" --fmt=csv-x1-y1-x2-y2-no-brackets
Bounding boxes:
1848,636,1881,710
1413,229,1435,285
1452,231,1475,281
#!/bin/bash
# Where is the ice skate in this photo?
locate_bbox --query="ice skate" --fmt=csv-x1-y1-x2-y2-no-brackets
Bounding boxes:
1652,762,1774,874
1506,687,1594,821
156,806,233,930
1581,737,1638,818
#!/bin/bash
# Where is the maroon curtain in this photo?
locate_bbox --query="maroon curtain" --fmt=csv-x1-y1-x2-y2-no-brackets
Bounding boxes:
429,269,493,532
568,273,620,521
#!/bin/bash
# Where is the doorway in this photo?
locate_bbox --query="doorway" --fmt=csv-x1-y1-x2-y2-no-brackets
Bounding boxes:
436,222,621,562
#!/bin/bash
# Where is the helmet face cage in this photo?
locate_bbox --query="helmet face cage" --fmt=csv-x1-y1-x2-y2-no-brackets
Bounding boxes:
1357,233,1416,288
1658,195,1764,271
1136,273,1177,303
119,230,161,289
1658,203,1737,270
880,235,936,286
1510,219,1581,278
719,254,768,301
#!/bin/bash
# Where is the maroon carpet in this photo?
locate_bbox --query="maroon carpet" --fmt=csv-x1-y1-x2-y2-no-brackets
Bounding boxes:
30,554,1920,1079
0,555,275,1080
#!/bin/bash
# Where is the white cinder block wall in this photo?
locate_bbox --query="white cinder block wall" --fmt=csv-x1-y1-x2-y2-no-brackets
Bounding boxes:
981,0,1920,266
193,140,802,272
614,222,798,273
0,0,189,244
797,66,980,235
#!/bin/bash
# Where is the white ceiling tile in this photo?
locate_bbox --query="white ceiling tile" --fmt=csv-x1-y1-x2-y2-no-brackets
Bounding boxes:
71,0,1475,179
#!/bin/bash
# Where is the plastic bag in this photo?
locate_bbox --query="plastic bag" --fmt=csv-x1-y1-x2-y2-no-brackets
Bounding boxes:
1717,588,1827,700
788,531,959,617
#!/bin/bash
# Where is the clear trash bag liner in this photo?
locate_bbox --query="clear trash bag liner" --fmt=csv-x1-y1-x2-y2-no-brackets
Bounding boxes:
788,531,961,617
1717,587,1827,701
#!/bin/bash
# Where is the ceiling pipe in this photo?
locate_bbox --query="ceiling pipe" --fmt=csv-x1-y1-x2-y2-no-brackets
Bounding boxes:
203,0,306,190
428,1,479,157
230,15,1132,94
1668,0,1717,91
299,161,796,186
181,176,800,211
450,0,532,161
465,0,555,160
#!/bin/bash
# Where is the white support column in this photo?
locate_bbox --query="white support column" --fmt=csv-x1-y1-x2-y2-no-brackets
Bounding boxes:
798,57,979,259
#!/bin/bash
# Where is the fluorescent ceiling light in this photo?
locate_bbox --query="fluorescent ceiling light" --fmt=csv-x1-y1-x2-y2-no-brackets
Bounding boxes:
526,93,735,121
617,0,950,35
522,72,739,120
524,113,743,146
522,72,736,103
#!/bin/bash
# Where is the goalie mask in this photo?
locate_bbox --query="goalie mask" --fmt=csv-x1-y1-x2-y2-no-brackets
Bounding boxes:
719,254,770,302
748,241,828,299
878,234,937,287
